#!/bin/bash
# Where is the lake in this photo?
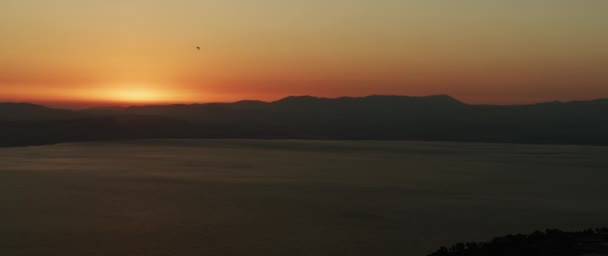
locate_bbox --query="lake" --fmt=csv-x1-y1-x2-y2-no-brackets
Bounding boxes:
1,140,608,255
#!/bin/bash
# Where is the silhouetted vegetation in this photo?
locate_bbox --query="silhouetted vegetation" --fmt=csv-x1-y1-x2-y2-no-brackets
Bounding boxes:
429,228,608,256
2,95,608,147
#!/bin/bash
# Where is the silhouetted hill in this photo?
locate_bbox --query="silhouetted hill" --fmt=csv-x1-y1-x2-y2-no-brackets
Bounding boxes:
0,102,81,120
428,228,608,256
1,95,608,146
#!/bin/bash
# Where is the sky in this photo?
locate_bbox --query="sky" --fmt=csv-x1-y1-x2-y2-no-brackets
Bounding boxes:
1,0,607,107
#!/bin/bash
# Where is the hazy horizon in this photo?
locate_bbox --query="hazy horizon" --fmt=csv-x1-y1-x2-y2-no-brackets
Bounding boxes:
4,93,608,110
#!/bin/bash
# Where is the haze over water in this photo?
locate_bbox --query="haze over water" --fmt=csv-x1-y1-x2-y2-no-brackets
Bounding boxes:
2,139,607,256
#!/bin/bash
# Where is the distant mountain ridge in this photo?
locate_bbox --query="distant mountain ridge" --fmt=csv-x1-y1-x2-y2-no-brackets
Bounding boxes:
0,102,81,120
1,95,607,146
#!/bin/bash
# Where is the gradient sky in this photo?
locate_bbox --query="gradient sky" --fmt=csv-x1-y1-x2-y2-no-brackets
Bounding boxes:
1,0,607,106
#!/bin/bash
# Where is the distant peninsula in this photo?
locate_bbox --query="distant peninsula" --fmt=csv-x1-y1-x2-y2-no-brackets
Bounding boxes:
1,95,608,147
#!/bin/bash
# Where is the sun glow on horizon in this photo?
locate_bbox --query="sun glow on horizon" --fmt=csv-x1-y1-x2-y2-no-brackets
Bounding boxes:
1,1,608,105
109,88,172,103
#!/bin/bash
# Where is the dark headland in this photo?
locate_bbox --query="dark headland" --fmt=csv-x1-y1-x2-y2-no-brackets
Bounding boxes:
429,228,608,256
1,95,607,147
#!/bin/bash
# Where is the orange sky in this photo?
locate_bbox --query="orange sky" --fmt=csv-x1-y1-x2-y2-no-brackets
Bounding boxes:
1,0,607,107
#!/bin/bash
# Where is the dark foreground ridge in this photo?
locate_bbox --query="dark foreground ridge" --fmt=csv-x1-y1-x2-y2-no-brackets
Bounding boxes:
1,95,608,146
429,228,608,256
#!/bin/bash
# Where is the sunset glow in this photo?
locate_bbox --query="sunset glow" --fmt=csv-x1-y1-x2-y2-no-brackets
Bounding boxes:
1,1,607,106
101,86,180,104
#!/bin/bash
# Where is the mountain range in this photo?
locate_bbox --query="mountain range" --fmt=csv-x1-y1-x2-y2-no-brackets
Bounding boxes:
1,95,607,147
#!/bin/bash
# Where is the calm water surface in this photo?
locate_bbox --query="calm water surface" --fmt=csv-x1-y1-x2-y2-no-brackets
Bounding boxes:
1,140,608,255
